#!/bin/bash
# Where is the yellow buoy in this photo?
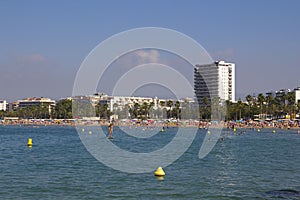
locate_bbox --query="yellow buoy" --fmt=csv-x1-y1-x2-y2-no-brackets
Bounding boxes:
233,128,237,132
258,129,261,133
207,131,211,135
272,130,276,134
27,138,32,147
82,128,85,132
154,166,165,177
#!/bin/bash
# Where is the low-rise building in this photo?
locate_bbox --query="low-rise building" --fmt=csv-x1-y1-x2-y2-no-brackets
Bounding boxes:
73,93,198,119
275,89,291,99
294,87,300,103
8,102,18,111
0,100,7,111
267,88,299,104
17,97,55,113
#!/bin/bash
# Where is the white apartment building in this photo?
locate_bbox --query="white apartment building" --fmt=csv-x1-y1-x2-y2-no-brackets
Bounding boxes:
107,96,156,112
194,60,235,104
0,100,7,111
217,61,235,102
17,97,55,113
73,94,159,113
294,87,300,103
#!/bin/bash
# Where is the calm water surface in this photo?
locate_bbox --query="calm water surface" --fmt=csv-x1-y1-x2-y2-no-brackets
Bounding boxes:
0,125,299,199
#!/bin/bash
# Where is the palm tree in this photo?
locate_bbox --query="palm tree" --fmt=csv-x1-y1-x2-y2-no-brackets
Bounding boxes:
225,100,231,121
166,100,173,118
96,102,110,119
95,102,102,117
273,97,282,118
148,102,155,119
246,94,253,106
140,102,149,119
265,94,273,117
287,92,296,118
159,101,165,119
173,100,181,119
159,101,165,108
167,100,173,110
280,92,288,115
236,99,245,120
257,93,265,115
131,103,140,119
246,94,253,119
200,96,210,120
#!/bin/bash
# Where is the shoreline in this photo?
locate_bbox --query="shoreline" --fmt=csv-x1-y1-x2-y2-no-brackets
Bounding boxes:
1,119,299,131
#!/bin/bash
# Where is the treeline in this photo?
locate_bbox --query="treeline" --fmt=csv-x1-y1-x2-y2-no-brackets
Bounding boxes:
95,100,182,120
226,92,298,120
0,99,73,119
0,99,184,120
1,92,299,120
118,101,182,120
197,92,299,121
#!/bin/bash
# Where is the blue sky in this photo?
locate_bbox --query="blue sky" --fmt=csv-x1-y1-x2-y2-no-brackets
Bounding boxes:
1,0,300,101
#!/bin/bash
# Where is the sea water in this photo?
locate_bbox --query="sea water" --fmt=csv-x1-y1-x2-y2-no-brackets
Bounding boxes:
0,125,299,199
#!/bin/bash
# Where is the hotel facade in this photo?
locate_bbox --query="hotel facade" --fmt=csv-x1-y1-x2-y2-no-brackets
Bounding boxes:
194,61,235,105
16,97,56,114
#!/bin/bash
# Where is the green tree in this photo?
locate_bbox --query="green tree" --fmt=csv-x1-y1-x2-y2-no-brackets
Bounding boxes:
236,99,245,120
166,100,173,119
172,100,181,119
159,101,166,119
245,94,254,119
53,99,72,119
280,93,288,115
257,93,265,115
95,103,111,119
140,102,149,119
148,102,155,118
200,96,210,120
287,92,296,118
129,103,140,119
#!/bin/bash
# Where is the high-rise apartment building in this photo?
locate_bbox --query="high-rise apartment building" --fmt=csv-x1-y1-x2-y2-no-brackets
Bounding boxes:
194,61,235,105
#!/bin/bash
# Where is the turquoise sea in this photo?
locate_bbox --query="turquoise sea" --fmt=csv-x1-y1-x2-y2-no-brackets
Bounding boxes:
0,125,300,199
